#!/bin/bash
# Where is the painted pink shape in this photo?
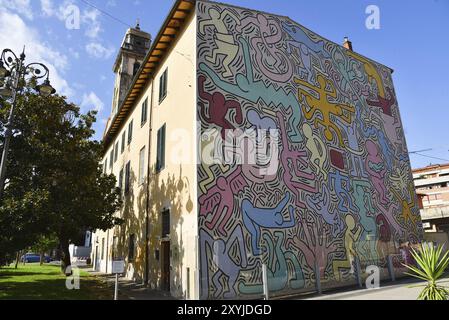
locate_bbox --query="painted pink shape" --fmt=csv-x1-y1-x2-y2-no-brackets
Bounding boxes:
277,112,317,208
199,167,248,236
365,140,388,205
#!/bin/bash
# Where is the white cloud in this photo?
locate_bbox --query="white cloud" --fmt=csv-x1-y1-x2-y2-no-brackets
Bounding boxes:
40,0,54,17
0,0,33,19
81,92,104,112
85,42,115,59
0,9,73,97
82,8,102,39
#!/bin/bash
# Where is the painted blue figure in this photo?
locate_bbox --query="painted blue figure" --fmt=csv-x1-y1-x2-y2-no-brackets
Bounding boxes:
241,192,296,256
329,170,356,213
282,21,331,59
199,37,303,143
351,179,379,264
238,232,305,295
333,116,368,178
306,183,344,236
357,105,394,170
199,225,248,299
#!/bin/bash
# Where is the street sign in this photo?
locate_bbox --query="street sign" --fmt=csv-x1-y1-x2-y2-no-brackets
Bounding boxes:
112,260,125,274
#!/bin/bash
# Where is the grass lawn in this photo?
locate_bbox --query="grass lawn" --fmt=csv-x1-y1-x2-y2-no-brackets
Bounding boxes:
0,263,112,300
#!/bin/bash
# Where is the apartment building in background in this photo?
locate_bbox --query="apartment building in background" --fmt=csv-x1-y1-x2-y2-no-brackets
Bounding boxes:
91,0,422,300
413,164,449,247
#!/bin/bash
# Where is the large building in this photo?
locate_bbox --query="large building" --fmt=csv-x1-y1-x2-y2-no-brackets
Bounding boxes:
92,0,423,299
413,164,449,246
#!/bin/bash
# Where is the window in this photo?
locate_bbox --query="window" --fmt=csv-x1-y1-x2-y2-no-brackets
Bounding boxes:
121,131,126,154
114,141,119,163
139,146,146,185
109,149,114,169
159,68,168,103
101,238,105,260
128,234,136,262
156,124,166,172
162,209,170,238
128,120,133,145
125,161,131,194
141,97,148,126
118,168,124,197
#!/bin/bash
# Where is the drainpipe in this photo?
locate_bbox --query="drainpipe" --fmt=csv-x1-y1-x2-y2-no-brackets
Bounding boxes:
144,75,155,285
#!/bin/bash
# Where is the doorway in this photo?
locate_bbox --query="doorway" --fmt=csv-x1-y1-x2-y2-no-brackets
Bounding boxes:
161,241,170,291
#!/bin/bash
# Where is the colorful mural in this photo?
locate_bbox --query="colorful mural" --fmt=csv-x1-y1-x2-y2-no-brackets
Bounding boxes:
196,1,422,299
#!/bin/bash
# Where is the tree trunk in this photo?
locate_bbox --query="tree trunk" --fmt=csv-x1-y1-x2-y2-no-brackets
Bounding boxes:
60,240,72,275
40,252,44,266
14,251,20,269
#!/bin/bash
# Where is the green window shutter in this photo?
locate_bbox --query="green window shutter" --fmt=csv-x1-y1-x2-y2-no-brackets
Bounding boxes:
161,124,166,170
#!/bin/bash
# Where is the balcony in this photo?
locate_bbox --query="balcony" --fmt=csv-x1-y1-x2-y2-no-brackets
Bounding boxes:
420,205,449,220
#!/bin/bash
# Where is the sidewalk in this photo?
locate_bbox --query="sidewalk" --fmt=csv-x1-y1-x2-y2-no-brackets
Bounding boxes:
86,268,177,300
301,275,449,300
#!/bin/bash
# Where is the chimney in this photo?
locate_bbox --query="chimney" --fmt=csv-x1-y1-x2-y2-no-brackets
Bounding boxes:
343,36,353,51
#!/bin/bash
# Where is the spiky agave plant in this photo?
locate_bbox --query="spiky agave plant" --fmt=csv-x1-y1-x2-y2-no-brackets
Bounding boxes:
403,244,449,300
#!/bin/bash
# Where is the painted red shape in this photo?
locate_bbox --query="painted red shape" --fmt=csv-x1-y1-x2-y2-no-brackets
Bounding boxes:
330,149,345,170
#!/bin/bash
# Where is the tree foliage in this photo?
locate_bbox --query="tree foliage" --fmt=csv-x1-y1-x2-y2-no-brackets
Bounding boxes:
0,88,122,271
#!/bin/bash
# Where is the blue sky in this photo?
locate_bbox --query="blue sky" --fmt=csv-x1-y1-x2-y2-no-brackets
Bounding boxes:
0,0,448,169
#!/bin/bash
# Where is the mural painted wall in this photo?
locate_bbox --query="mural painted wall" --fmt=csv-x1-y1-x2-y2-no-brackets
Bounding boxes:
196,0,422,299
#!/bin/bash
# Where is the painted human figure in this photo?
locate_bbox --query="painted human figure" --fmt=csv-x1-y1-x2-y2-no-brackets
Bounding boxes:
329,169,356,213
242,110,279,183
238,232,304,295
277,112,317,208
306,183,344,237
347,50,386,100
365,140,388,205
282,21,329,82
366,87,395,117
199,225,248,299
199,166,248,236
198,75,243,139
295,74,355,147
241,192,296,256
237,13,292,82
352,179,378,263
332,215,362,281
199,37,303,143
199,7,241,77
302,122,328,179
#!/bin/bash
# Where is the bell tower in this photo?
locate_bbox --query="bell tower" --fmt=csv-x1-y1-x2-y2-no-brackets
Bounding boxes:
110,21,151,120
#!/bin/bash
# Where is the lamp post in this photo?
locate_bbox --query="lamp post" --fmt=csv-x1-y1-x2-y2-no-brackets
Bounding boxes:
0,47,56,199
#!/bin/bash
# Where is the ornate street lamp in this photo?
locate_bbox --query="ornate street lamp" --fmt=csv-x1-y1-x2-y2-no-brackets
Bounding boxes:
0,47,56,199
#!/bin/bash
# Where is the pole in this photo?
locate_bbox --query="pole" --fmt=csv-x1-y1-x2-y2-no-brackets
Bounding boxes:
114,273,119,300
0,53,23,200
262,263,269,300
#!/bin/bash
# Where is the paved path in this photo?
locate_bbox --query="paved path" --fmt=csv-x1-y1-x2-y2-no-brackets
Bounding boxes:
86,269,177,300
302,276,449,300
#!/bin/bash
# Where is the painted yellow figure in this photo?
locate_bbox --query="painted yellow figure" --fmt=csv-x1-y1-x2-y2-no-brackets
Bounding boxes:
347,51,385,99
333,215,362,281
302,122,328,180
391,183,419,226
199,8,241,77
295,75,355,147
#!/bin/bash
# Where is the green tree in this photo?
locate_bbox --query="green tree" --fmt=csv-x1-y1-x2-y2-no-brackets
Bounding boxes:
0,87,122,273
31,234,59,265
